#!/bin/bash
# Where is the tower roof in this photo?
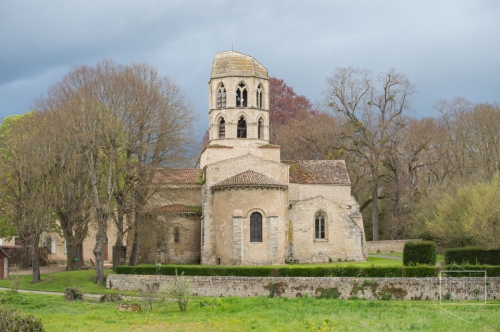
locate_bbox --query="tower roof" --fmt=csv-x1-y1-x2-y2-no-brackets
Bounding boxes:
210,51,268,79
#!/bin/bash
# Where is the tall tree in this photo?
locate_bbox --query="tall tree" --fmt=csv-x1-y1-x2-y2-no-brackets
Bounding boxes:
269,77,314,143
0,112,54,283
325,67,415,240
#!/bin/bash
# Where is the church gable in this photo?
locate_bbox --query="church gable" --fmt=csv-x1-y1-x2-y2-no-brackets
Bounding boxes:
205,153,289,186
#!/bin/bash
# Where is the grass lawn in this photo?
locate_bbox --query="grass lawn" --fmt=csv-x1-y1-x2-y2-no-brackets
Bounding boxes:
0,269,126,295
0,291,498,331
369,252,445,263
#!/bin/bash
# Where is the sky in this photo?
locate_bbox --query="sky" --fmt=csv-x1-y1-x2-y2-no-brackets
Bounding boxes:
2,0,500,134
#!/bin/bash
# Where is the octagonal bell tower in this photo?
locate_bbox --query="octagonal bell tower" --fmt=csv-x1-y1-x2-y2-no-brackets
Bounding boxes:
200,51,279,168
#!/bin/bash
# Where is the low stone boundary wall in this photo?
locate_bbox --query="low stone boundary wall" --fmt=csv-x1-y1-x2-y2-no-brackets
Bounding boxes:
366,239,421,253
107,274,500,301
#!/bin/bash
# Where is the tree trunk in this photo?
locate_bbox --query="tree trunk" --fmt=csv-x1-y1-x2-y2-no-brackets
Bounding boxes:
20,240,30,270
75,242,84,269
64,231,76,271
93,212,107,285
31,237,41,283
128,222,139,266
372,165,379,241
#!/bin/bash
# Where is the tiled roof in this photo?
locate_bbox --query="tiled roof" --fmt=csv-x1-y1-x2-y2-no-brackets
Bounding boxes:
283,160,350,185
200,144,234,154
258,144,281,149
206,144,233,149
153,204,201,214
212,170,287,191
155,169,201,185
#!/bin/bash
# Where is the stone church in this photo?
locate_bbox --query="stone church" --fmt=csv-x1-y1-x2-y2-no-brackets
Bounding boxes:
143,51,367,265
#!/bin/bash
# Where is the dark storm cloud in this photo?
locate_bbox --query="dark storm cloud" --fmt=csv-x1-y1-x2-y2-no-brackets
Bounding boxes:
1,0,500,124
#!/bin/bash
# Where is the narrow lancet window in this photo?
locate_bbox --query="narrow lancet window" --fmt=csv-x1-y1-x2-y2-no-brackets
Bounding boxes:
219,117,225,138
250,212,263,242
236,83,247,107
237,117,247,138
315,212,326,239
256,84,263,108
258,118,263,139
217,84,226,108
174,228,180,243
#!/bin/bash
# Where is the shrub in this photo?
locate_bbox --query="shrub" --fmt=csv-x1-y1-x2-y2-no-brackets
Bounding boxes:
403,241,436,266
9,266,23,293
161,269,191,311
0,310,44,332
64,287,84,301
444,247,500,265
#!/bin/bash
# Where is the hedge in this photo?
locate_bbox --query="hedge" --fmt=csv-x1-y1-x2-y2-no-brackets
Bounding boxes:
116,265,438,278
444,247,500,265
403,241,436,266
116,264,500,277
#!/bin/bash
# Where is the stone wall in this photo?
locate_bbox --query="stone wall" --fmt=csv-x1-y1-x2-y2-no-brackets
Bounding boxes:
366,239,422,253
289,196,366,262
288,183,352,205
107,274,500,301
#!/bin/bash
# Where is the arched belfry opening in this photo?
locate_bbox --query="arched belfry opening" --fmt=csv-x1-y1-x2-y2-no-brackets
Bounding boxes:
219,117,225,139
256,84,263,109
236,83,247,107
258,117,263,139
217,83,226,108
237,117,247,138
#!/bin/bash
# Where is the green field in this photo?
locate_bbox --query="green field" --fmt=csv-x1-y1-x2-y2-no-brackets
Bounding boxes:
0,291,498,331
370,252,445,263
1,266,499,331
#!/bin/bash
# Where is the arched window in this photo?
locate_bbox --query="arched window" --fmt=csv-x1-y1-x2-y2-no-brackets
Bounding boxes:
237,117,247,138
250,212,262,242
219,117,225,139
217,84,226,108
236,83,247,107
174,228,180,243
258,117,263,139
315,212,326,240
256,84,263,108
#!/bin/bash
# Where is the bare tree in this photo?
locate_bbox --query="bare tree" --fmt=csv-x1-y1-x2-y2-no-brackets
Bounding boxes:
325,67,415,240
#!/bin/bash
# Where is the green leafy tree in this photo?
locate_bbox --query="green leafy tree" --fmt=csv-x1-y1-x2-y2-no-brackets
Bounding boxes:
426,174,500,249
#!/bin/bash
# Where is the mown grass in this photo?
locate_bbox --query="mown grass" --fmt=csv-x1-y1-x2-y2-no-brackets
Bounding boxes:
369,252,445,263
0,291,499,331
0,269,130,294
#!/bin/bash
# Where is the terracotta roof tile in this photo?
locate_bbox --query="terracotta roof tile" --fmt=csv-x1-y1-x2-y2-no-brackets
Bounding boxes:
212,170,287,190
153,204,201,214
283,160,350,185
155,169,201,185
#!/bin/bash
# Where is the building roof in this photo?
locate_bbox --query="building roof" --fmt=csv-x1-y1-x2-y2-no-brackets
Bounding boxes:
258,144,281,149
152,204,201,214
283,160,351,185
155,168,201,185
212,170,287,191
210,51,268,79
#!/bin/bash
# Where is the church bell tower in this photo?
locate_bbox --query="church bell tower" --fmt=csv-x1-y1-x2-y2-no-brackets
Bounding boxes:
200,51,279,168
